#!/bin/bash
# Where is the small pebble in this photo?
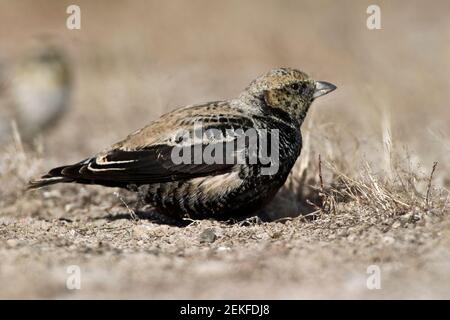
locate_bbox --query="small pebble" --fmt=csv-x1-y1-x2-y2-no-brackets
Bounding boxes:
217,246,231,252
199,228,217,243
382,236,395,245
6,239,22,248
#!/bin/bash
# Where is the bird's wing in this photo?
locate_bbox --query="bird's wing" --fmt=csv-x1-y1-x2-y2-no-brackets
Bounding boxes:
45,102,257,185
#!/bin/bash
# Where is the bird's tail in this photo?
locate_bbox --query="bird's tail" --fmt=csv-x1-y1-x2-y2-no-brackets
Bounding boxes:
27,166,75,190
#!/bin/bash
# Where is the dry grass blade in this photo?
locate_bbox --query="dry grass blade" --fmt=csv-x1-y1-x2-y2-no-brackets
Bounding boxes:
426,162,438,209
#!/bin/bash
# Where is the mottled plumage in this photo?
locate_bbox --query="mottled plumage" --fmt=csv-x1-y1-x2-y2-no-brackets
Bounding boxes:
29,68,336,220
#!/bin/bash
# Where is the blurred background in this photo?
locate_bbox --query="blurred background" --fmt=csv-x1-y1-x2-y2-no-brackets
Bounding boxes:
0,0,449,300
0,0,449,180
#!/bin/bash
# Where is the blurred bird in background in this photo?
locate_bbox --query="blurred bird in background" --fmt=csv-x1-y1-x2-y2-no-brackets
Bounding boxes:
0,39,72,145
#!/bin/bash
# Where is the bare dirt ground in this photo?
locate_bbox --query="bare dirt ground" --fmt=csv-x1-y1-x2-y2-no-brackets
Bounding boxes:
0,0,449,299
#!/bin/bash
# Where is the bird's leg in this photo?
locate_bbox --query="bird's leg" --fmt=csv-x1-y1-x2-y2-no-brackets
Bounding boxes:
126,184,145,211
135,185,150,212
124,184,150,220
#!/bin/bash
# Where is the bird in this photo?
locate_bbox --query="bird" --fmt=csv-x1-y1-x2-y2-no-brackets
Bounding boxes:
28,68,336,221
0,42,71,144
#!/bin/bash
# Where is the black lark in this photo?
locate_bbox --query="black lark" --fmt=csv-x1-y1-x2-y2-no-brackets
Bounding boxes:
29,68,336,220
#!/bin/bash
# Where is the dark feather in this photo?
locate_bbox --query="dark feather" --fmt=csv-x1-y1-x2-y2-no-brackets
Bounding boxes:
28,143,237,189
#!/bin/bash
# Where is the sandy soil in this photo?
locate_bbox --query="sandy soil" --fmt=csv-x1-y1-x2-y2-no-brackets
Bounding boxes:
0,178,448,299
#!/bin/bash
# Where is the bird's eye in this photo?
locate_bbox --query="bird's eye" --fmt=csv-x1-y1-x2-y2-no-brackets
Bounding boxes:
290,83,299,90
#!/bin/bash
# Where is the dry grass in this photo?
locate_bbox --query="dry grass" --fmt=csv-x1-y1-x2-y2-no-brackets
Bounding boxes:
0,0,449,299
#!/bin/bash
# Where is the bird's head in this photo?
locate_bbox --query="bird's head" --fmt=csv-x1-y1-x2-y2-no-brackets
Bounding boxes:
240,68,336,123
29,45,69,76
19,37,71,88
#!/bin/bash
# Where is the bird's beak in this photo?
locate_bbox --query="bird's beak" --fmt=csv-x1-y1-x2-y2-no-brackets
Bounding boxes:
313,81,337,99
